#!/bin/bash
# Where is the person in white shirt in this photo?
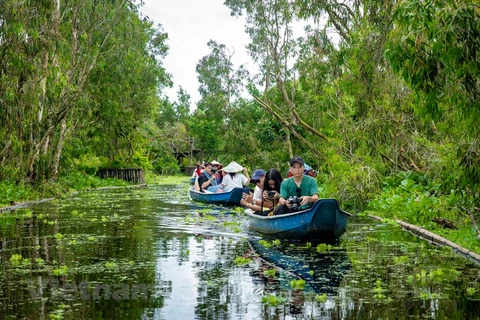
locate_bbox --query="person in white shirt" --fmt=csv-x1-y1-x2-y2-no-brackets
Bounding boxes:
240,169,265,209
218,161,250,192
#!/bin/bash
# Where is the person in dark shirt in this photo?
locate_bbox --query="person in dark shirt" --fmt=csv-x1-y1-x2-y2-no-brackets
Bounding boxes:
197,162,222,192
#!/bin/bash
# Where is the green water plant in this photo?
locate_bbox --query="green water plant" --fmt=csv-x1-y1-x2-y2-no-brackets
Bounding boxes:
234,256,251,266
21,258,31,268
23,209,33,218
316,243,332,253
372,279,386,299
393,255,409,265
315,293,327,303
258,239,271,248
9,254,23,267
261,294,285,306
35,258,45,267
466,287,477,298
53,265,68,276
290,279,306,290
264,268,277,278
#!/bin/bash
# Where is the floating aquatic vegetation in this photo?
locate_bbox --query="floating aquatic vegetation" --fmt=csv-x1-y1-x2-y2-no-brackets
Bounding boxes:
315,293,327,303
290,279,306,290
234,256,251,266
53,265,68,277
261,294,285,306
9,254,23,267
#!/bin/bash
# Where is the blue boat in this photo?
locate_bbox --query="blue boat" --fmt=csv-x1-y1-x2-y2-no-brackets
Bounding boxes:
188,187,244,205
189,177,196,185
245,199,351,240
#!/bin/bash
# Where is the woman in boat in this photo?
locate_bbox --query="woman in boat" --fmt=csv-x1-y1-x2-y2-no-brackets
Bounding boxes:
240,169,265,209
211,160,224,185
244,169,283,216
218,161,250,193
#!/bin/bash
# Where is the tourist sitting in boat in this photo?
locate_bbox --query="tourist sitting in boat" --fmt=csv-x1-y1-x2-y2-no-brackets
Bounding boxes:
217,161,250,193
286,162,317,178
274,156,319,215
240,169,265,210
211,160,224,184
216,168,225,185
193,162,204,178
197,162,223,192
192,162,205,191
243,169,283,216
260,169,284,215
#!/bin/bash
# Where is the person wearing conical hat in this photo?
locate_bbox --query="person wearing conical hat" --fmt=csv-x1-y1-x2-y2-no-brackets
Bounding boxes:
218,161,250,193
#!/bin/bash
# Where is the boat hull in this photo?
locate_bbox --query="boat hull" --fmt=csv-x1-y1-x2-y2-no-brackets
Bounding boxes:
188,187,244,205
246,199,350,240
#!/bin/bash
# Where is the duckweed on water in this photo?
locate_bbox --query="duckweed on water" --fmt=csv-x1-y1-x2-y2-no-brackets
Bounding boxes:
264,268,277,278
290,279,306,290
315,293,327,303
2,183,480,319
261,294,285,306
9,254,23,267
234,256,251,266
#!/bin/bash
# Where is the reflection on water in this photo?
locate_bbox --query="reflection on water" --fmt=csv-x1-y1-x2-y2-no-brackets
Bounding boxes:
248,238,351,295
0,182,480,319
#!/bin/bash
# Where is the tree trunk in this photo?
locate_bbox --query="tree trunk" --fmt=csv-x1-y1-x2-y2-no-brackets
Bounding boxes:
51,117,67,181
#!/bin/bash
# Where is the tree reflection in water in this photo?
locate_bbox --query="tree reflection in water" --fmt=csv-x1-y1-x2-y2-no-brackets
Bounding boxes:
248,238,352,317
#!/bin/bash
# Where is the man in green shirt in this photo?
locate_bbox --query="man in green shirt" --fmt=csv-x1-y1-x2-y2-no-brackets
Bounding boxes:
275,156,319,215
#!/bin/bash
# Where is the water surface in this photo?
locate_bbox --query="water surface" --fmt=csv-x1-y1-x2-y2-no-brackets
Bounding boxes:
1,182,479,319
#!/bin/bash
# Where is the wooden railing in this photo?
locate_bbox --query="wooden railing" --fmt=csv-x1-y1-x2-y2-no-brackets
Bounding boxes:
98,168,144,184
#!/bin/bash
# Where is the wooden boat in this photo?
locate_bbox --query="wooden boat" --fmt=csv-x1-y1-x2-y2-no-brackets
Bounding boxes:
188,187,244,205
245,199,351,240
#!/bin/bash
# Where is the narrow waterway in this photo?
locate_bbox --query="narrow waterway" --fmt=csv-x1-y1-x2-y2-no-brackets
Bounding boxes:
1,181,479,319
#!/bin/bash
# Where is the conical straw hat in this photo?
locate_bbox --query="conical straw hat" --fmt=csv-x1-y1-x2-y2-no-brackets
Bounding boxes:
222,161,244,173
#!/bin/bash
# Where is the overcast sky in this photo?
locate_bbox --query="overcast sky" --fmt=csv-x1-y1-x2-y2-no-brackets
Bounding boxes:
139,0,254,109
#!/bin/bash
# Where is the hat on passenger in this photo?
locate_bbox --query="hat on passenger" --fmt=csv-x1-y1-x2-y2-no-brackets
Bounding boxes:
223,161,244,173
250,169,265,183
289,156,304,166
211,160,221,165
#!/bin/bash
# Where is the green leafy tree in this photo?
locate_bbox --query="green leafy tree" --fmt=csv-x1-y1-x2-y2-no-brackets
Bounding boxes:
225,0,329,160
385,0,480,206
191,40,250,157
0,0,172,181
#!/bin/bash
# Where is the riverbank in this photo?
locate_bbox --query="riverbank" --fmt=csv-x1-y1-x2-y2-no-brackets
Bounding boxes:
0,173,185,211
